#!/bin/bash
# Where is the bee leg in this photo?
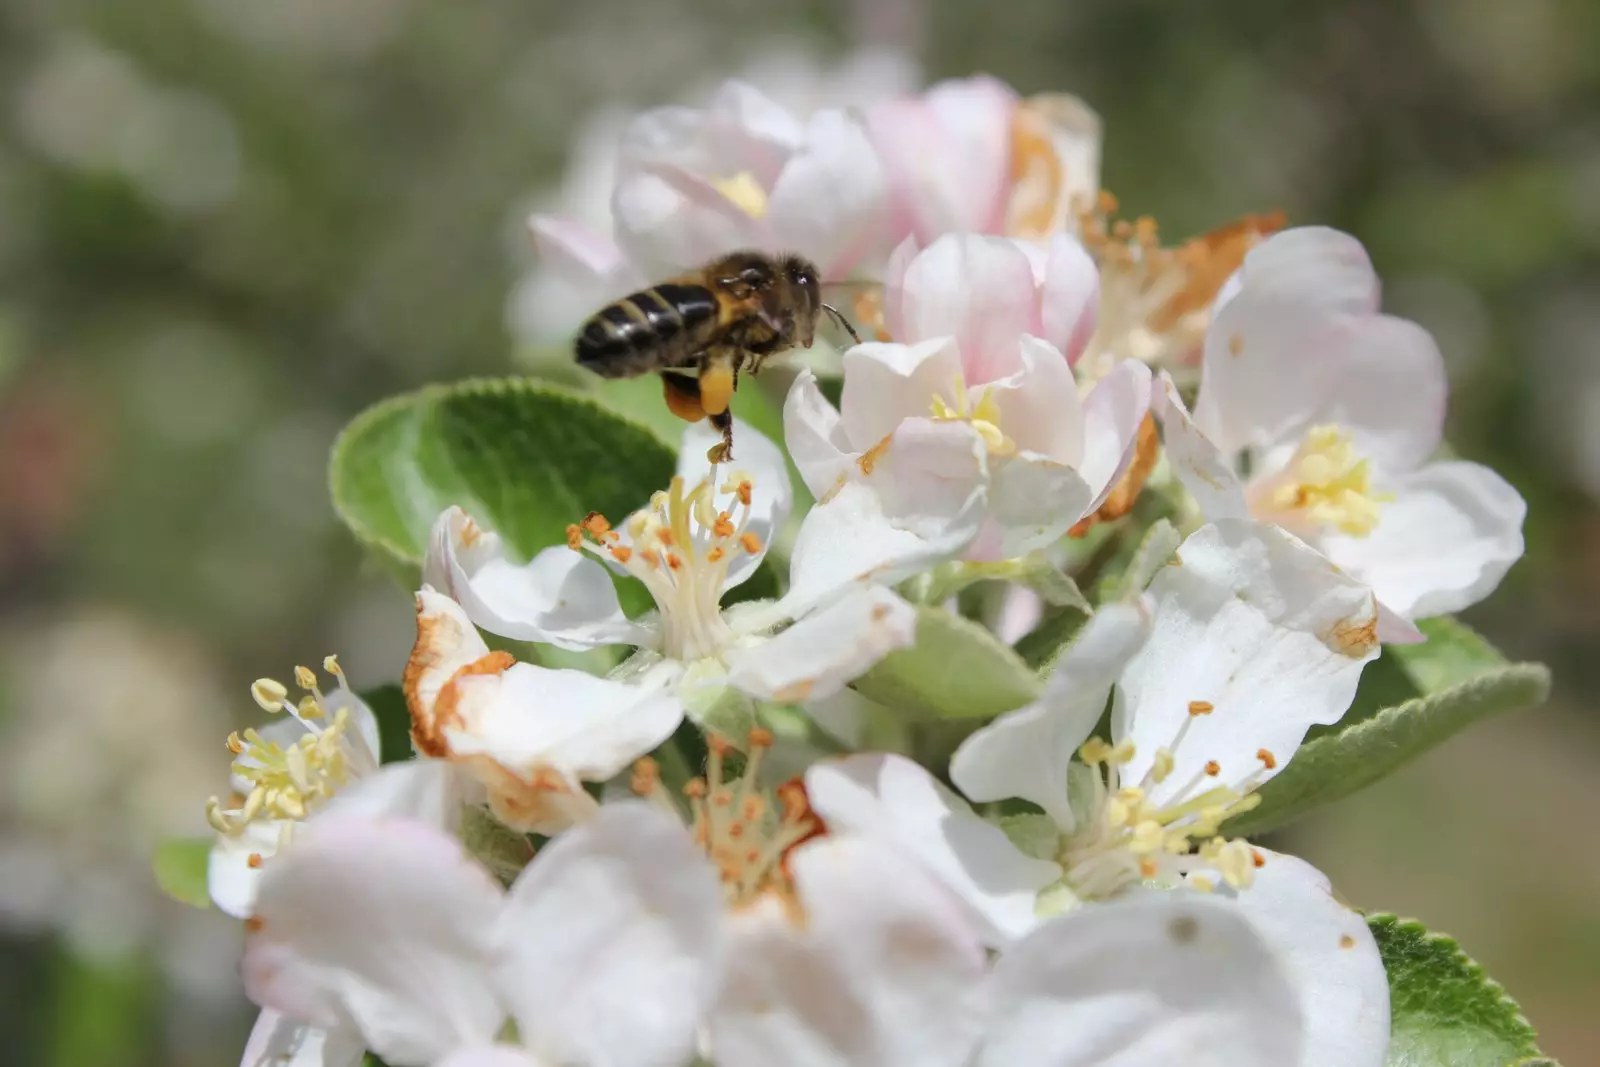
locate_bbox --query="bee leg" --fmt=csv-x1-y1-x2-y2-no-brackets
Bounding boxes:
661,374,707,423
705,408,735,464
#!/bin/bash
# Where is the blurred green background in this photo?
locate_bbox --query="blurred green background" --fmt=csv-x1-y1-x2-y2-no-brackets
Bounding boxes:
0,0,1595,1063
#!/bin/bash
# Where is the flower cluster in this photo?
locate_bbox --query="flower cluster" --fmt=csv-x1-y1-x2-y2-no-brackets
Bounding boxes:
196,70,1531,1067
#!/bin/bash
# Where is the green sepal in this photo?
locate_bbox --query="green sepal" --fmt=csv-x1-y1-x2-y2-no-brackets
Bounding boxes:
853,605,1041,720
151,837,212,909
1371,914,1551,1067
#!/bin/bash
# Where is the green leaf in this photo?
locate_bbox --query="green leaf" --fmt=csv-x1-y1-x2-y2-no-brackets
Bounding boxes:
853,606,1041,719
361,684,414,764
1014,607,1089,673
1103,517,1181,601
1370,914,1547,1067
1225,617,1550,837
329,377,678,573
151,837,212,909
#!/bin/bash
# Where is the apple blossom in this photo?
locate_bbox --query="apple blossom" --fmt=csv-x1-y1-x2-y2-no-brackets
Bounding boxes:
1156,226,1527,641
787,232,1151,560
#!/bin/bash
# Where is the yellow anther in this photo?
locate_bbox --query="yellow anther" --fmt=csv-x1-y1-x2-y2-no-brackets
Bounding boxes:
1268,425,1392,537
929,377,1017,457
711,171,769,219
1189,874,1217,893
1151,748,1175,784
251,679,288,711
1130,820,1165,854
323,655,343,677
1079,738,1114,764
1108,740,1136,765
1214,839,1256,889
294,666,317,691
1105,797,1132,828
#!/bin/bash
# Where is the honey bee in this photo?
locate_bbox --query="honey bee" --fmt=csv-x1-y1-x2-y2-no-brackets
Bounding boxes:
575,250,860,462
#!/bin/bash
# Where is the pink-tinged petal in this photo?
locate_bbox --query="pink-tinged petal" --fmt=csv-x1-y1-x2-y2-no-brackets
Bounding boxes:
782,420,988,616
978,894,1301,1067
868,76,1018,245
702,79,807,182
678,419,793,589
618,104,706,165
496,803,722,1067
881,235,920,340
987,334,1085,465
1115,521,1379,804
1039,234,1100,362
528,215,626,282
840,338,965,449
1153,371,1250,521
1228,852,1389,1067
424,508,650,651
242,815,505,1065
896,235,1041,382
1322,460,1526,621
710,836,988,1067
1078,360,1154,513
1376,602,1427,645
1220,226,1380,316
611,167,764,279
241,1011,365,1067
435,1047,543,1067
952,601,1150,830
766,109,887,278
726,585,915,703
983,453,1094,560
1198,265,1445,474
806,753,1061,947
783,369,857,499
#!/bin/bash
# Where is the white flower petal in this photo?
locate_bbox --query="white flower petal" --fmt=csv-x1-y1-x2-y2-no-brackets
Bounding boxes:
784,368,858,499
1078,359,1154,513
241,1011,365,1067
678,418,793,588
839,338,965,451
496,803,723,1067
1228,852,1389,1067
1039,234,1100,363
209,820,285,919
325,687,382,774
978,893,1302,1067
1323,460,1526,621
952,601,1151,830
766,108,886,278
1115,521,1379,801
324,759,464,829
782,420,987,616
611,166,763,278
987,334,1085,466
1153,371,1250,520
242,815,505,1066
434,1047,543,1067
424,508,649,651
1219,226,1380,316
805,753,1060,947
703,79,808,169
528,215,626,284
984,452,1094,560
710,836,988,1067
897,234,1042,383
726,586,914,703
444,665,683,788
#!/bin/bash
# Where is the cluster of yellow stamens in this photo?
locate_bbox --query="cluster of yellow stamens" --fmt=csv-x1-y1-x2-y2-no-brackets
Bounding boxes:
204,656,375,844
930,374,1016,456
712,171,770,220
1257,424,1391,538
1058,699,1272,900
632,728,822,910
568,473,764,662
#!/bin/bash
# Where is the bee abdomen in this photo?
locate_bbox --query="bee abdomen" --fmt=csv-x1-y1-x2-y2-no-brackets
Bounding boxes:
575,283,718,377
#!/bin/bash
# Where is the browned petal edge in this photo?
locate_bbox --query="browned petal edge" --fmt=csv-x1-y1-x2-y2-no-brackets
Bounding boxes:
1070,413,1160,537
402,597,516,758
1149,210,1288,334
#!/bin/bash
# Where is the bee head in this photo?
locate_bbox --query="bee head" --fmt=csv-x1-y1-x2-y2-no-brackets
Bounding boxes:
780,254,822,347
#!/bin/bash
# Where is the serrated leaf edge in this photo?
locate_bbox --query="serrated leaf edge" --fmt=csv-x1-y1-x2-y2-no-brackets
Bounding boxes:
328,376,678,568
1223,661,1551,837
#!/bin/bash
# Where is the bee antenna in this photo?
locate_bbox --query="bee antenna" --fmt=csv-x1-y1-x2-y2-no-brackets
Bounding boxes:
821,303,862,346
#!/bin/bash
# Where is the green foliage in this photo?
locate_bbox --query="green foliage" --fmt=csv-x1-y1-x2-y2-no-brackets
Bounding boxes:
1103,517,1182,601
329,377,678,575
1225,617,1550,837
151,837,212,910
361,684,415,765
853,605,1041,719
1370,914,1550,1067
47,953,155,1067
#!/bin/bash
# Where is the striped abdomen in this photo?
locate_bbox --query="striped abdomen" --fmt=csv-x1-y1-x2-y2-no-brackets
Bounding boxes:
575,283,719,378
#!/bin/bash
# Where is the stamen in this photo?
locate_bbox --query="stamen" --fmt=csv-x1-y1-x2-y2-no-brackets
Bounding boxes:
1259,425,1392,537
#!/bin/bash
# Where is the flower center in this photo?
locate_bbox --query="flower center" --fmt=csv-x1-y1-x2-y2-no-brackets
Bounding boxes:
929,373,1015,456
205,657,374,841
1257,424,1391,537
712,171,769,219
1056,699,1271,902
631,729,822,911
569,473,764,662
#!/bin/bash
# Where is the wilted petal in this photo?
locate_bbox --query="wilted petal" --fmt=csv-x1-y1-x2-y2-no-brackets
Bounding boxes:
242,816,504,1066
1115,521,1379,802
424,508,649,651
806,753,1060,946
710,836,988,1067
1228,852,1389,1067
496,803,723,1067
952,601,1151,830
1078,360,1154,513
977,894,1301,1067
1153,371,1249,521
1322,460,1526,622
726,585,915,703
